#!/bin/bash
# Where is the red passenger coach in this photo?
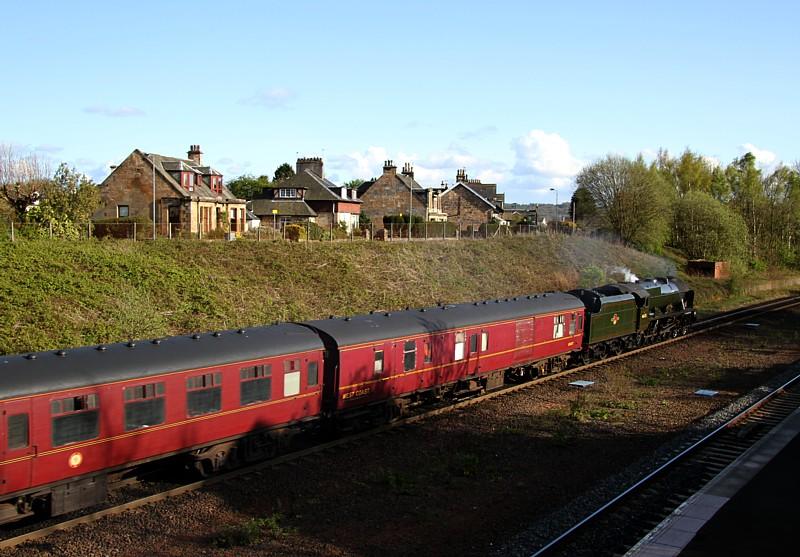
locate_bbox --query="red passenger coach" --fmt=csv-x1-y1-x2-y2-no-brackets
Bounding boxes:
302,293,585,425
0,324,324,523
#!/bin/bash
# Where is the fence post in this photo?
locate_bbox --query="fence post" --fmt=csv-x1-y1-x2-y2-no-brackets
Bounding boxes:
10,221,14,243
87,222,91,240
425,221,428,240
329,221,333,242
133,222,136,241
442,222,445,240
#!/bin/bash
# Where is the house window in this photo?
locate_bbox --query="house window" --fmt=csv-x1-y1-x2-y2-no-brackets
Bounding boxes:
553,315,565,339
278,188,297,199
374,350,384,374
481,332,489,352
403,340,416,371
240,364,271,406
469,333,478,354
51,394,99,447
186,372,222,416
117,205,129,218
569,313,577,335
284,359,301,397
454,332,465,361
7,413,29,450
308,361,319,386
124,382,166,431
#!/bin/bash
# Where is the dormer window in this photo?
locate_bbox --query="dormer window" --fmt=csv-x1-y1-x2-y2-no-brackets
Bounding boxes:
278,188,297,199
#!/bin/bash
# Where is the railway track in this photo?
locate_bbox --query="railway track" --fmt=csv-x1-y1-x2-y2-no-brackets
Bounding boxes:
529,369,800,557
2,294,799,550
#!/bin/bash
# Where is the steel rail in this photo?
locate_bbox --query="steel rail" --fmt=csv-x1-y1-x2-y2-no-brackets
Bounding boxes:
2,295,799,550
529,341,800,555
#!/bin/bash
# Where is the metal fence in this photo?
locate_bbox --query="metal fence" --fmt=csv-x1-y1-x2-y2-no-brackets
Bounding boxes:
1,220,556,243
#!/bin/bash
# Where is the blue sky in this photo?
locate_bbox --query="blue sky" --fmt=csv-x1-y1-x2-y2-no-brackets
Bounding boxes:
2,0,797,202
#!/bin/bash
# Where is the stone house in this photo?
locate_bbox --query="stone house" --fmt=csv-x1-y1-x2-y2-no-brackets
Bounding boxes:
95,145,246,236
440,169,505,229
274,157,361,232
357,161,447,223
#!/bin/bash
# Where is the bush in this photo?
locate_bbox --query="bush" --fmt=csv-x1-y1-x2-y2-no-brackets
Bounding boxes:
284,224,306,242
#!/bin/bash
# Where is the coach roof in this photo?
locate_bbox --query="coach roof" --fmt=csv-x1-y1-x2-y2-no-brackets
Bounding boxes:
0,323,323,400
301,292,583,347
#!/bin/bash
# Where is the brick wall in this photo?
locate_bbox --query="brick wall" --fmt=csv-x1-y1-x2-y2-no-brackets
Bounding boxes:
360,174,427,220
441,187,493,229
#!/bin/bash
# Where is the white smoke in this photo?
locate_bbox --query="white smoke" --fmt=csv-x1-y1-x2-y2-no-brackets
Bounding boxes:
610,266,639,283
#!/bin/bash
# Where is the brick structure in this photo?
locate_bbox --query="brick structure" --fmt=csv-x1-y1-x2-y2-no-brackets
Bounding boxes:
440,169,504,229
95,145,246,236
250,183,316,228
357,161,447,222
269,157,361,232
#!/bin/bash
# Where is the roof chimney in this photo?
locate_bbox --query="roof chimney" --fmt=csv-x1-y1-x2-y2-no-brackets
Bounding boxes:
187,144,203,164
383,160,397,176
296,156,324,178
401,162,414,180
456,168,467,183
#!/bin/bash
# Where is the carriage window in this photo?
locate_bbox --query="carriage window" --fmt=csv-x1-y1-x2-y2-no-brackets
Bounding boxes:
51,394,99,447
284,358,301,397
124,382,165,431
186,372,222,416
423,340,432,363
308,361,319,386
577,314,584,332
454,331,466,361
374,350,384,374
469,333,478,354
241,364,271,405
404,340,417,371
553,315,565,339
481,332,489,352
569,313,577,335
8,413,29,449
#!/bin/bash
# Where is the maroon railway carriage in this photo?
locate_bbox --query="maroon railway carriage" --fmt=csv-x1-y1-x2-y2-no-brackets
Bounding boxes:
302,293,585,425
0,324,324,524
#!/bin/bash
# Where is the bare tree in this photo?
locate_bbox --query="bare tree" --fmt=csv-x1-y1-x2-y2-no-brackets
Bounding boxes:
0,144,51,221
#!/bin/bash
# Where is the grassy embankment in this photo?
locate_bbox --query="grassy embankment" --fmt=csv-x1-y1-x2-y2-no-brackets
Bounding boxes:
0,236,795,355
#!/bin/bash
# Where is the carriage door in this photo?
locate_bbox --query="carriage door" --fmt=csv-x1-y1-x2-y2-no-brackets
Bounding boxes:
514,318,535,361
1,399,34,493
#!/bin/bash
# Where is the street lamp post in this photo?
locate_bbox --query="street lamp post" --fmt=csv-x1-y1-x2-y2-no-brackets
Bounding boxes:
151,154,157,240
549,187,558,225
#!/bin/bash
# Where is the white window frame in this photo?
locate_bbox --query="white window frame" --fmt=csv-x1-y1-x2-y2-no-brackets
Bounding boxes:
481,332,489,352
117,205,129,218
553,315,565,339
454,331,465,361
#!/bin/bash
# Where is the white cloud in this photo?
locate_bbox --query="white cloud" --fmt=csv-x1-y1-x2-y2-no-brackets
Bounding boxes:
238,87,297,109
83,105,145,117
512,130,582,179
459,125,498,141
740,143,778,171
34,144,63,154
509,130,583,200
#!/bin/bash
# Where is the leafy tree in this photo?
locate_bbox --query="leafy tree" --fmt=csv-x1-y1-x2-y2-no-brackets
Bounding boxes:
344,178,365,190
726,152,765,261
575,154,673,250
26,164,100,238
227,174,270,200
672,191,747,261
570,185,598,224
273,163,294,182
656,148,715,196
0,144,51,221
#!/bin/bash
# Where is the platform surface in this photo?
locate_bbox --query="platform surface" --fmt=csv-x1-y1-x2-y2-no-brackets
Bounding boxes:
626,406,800,557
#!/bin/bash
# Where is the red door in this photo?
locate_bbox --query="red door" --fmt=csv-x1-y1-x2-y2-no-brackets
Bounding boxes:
1,399,34,496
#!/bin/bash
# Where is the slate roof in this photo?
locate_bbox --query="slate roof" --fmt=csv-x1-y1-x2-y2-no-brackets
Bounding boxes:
303,292,583,347
444,181,501,211
134,149,243,203
0,324,323,400
287,170,362,203
250,198,317,217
